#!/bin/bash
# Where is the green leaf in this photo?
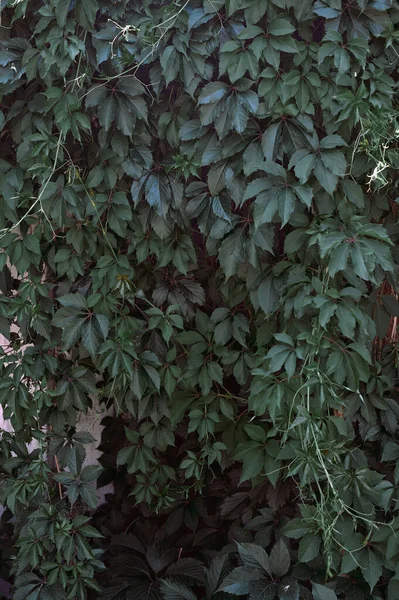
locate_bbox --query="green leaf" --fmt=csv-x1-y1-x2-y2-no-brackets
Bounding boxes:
269,540,290,577
13,574,42,600
382,442,399,461
291,152,315,184
98,95,117,130
145,173,169,217
262,123,281,161
218,230,246,280
285,229,306,253
268,19,296,36
293,185,312,208
62,317,86,350
336,305,356,338
79,482,98,508
341,179,364,208
198,82,229,104
86,165,103,188
277,186,296,226
58,293,87,310
95,314,109,340
82,320,100,355
311,583,337,600
217,566,260,595
298,533,320,562
116,99,136,135
207,361,224,385
55,0,70,27
236,542,271,574
179,120,206,141
238,90,259,115
208,162,227,195
282,519,307,539
314,159,338,194
320,135,347,149
244,178,269,201
161,580,197,600
231,96,249,133
327,243,350,276
249,580,277,600
320,150,346,176
277,579,299,600
258,277,279,315
245,424,267,442
75,0,98,30
240,450,264,482
388,578,399,600
160,46,180,86
334,47,350,73
81,464,103,482
359,548,382,591
350,244,370,280
176,331,204,344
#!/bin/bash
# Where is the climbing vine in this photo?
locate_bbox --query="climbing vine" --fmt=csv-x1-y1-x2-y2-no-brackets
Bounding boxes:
0,0,398,599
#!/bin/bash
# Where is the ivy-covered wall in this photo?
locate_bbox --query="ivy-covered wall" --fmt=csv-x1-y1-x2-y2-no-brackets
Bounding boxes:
0,0,399,599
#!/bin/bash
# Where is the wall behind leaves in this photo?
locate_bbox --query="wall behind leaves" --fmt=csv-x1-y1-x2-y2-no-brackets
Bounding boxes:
0,0,399,599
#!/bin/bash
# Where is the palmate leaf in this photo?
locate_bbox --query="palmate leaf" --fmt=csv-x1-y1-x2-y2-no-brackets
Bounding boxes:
86,79,147,134
244,161,312,227
54,296,109,354
220,39,259,83
198,81,258,137
290,151,346,195
2,0,399,596
13,574,43,600
319,225,393,280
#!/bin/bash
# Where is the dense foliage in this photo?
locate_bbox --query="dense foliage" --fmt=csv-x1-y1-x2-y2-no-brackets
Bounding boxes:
0,0,398,598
